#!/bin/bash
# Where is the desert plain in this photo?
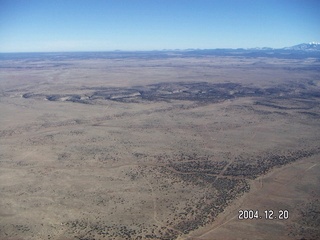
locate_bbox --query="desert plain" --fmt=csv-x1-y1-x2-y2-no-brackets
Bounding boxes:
0,52,319,239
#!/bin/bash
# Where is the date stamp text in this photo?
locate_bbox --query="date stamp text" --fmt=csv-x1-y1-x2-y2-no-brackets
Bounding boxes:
238,209,289,220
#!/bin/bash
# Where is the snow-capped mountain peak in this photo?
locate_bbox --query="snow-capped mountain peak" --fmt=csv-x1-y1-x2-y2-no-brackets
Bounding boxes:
283,42,320,51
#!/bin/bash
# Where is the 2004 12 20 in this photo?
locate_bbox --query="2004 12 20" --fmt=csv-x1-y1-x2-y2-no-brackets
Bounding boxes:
238,209,289,220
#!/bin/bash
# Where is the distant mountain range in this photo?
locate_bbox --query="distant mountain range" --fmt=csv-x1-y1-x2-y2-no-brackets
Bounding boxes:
173,43,320,59
1,43,319,60
169,43,320,52
283,42,320,51
174,42,320,52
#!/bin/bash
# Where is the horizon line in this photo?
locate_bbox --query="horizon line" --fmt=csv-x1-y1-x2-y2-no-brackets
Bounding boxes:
1,42,319,54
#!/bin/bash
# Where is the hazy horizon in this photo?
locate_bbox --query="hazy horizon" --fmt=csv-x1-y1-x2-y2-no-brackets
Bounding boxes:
1,42,320,54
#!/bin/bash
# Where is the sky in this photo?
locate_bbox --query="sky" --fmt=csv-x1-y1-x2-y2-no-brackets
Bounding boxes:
0,0,319,52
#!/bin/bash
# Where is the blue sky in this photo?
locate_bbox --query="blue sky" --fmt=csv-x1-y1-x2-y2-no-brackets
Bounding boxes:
0,0,319,52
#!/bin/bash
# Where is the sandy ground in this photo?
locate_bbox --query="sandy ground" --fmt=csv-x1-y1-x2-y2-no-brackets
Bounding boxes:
185,154,320,240
0,54,319,239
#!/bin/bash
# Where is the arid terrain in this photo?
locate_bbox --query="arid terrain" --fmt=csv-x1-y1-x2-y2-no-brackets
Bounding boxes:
0,52,319,240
